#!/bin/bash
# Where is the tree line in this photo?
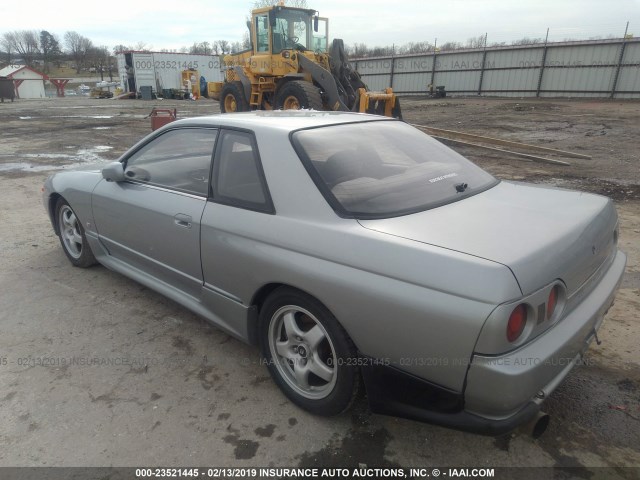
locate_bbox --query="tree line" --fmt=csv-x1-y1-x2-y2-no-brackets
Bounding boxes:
2,28,620,71
343,33,623,58
131,36,252,56
1,30,114,79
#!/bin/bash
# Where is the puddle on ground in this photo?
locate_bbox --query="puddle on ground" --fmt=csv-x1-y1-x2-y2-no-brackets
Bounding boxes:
0,153,74,159
47,105,121,110
15,115,115,119
0,146,114,173
55,114,114,119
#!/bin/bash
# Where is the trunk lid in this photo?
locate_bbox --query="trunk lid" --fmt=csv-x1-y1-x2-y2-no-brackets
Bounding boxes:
358,181,618,296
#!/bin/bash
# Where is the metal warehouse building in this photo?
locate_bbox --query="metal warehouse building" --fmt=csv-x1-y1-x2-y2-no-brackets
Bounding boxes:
353,37,640,98
116,51,223,94
0,65,47,99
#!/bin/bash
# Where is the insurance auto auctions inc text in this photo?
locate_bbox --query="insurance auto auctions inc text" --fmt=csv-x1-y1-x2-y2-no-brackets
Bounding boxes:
255,468,495,477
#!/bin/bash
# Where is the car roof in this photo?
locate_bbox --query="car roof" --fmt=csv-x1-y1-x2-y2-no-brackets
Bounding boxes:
173,110,394,132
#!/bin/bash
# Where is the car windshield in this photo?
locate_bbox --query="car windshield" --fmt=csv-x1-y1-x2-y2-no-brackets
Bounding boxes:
291,121,498,219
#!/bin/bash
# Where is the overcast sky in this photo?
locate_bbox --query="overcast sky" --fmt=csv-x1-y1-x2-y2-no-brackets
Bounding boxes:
2,0,639,50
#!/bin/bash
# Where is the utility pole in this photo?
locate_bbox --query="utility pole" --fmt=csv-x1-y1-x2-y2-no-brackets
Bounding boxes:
477,32,488,95
430,38,437,90
610,21,630,99
536,27,550,97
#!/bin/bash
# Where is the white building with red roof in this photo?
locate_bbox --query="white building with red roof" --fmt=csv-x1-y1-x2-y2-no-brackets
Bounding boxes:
0,65,48,99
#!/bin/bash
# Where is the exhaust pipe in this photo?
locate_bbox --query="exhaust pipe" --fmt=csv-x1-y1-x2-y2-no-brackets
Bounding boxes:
520,411,550,439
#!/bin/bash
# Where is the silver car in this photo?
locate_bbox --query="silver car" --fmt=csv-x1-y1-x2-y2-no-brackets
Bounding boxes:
43,111,626,436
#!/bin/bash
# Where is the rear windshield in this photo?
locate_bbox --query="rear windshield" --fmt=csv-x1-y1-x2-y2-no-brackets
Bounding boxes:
291,121,498,219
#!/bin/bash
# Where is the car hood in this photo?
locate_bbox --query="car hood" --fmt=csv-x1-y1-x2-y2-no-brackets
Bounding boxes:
358,181,618,295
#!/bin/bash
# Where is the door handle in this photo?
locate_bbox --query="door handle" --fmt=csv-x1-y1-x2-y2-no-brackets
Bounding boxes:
174,213,192,229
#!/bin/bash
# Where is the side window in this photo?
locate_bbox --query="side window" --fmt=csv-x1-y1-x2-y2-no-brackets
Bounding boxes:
313,18,328,52
255,15,269,53
213,130,273,213
125,128,217,196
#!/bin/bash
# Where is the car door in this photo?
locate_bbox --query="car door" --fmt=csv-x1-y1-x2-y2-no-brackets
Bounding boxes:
200,129,275,306
92,127,218,298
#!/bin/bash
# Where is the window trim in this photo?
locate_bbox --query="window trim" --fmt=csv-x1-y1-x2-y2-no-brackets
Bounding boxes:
210,128,276,215
121,126,219,198
289,120,500,220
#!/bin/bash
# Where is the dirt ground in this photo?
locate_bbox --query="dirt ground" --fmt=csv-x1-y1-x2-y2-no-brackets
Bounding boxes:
0,96,639,475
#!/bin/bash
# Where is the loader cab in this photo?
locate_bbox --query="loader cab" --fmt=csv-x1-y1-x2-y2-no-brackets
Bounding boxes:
251,6,328,60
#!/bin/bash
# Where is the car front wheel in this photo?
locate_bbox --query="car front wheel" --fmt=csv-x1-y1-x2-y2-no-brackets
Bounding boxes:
56,198,97,268
259,287,360,416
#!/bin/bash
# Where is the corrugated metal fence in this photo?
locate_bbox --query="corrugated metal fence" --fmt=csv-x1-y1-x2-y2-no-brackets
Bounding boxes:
353,38,640,98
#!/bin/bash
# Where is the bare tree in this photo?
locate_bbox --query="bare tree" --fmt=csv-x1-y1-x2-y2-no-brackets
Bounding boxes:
189,41,213,55
88,46,111,81
465,35,486,49
3,30,40,67
439,41,463,51
0,33,14,64
113,44,132,55
200,41,212,54
368,45,394,57
134,41,152,52
64,31,93,73
351,43,369,57
398,41,433,55
511,37,544,46
242,32,251,50
215,40,231,55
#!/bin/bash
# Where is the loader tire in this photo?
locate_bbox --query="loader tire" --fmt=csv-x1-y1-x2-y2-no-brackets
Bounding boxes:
220,81,249,113
275,81,323,111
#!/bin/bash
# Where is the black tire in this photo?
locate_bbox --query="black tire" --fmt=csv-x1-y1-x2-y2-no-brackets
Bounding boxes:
220,81,249,113
259,287,360,416
274,80,323,110
55,198,97,268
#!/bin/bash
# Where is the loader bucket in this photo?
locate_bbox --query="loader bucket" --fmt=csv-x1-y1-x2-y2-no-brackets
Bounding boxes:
357,88,402,119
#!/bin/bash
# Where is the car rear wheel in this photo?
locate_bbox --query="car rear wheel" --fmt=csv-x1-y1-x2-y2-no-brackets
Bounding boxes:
56,198,97,268
259,287,360,416
220,81,249,113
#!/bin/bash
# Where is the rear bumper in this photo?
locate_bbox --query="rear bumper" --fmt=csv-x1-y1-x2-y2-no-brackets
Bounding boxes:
361,362,540,436
362,249,626,435
464,249,626,419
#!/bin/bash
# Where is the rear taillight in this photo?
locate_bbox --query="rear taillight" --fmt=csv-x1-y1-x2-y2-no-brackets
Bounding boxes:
547,286,558,319
507,304,527,343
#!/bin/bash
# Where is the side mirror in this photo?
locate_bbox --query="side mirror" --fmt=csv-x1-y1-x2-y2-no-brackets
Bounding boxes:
102,161,125,182
314,16,319,32
268,10,276,27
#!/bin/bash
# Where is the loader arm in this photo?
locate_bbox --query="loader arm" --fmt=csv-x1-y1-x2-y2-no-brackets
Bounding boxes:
297,55,350,111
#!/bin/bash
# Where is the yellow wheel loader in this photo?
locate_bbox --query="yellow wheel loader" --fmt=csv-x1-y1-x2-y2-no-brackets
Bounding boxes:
211,4,401,119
